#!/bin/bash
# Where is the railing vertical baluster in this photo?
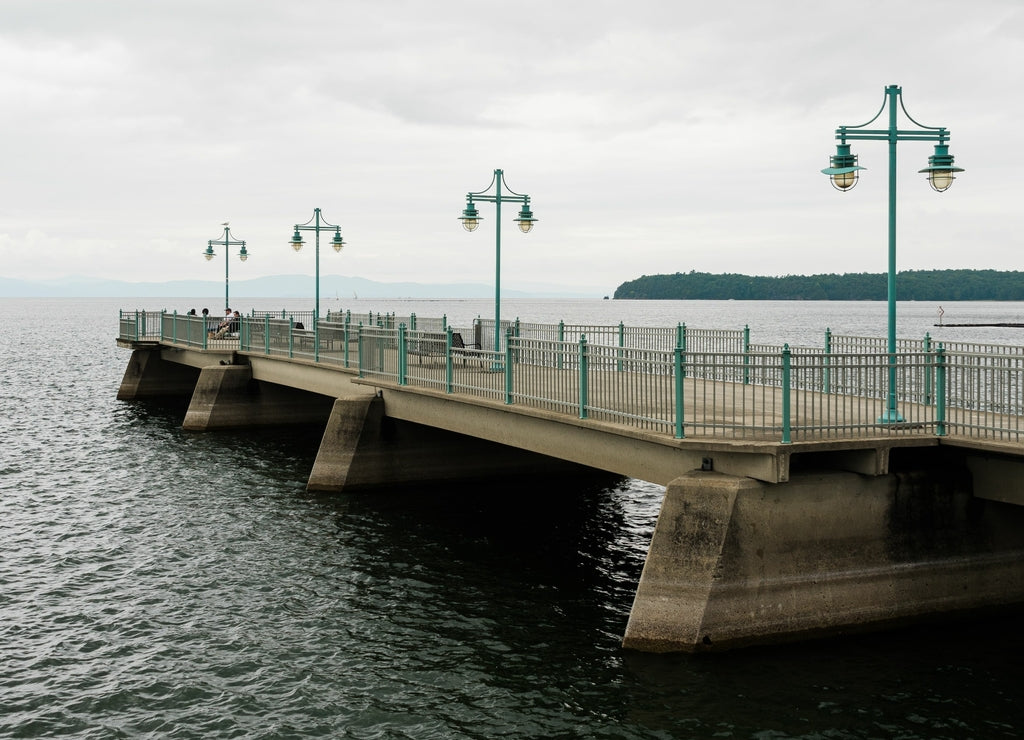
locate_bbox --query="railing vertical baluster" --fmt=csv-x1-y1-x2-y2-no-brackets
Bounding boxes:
617,321,625,373
557,320,565,370
743,324,750,385
343,317,350,368
446,326,454,394
823,328,831,394
782,344,792,444
398,324,408,385
504,330,513,405
357,324,365,378
579,334,589,419
923,333,933,405
936,344,947,436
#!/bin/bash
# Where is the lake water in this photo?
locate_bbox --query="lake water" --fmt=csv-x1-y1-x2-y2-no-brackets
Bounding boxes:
2,297,1023,739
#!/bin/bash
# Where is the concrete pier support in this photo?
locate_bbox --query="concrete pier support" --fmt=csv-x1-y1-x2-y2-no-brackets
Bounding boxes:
117,349,200,400
182,365,334,431
623,468,1024,653
308,395,607,493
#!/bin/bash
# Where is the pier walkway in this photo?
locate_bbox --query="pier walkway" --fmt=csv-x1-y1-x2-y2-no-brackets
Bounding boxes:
116,308,1024,652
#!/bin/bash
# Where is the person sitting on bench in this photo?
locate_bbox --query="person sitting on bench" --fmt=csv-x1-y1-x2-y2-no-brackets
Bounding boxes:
213,310,240,339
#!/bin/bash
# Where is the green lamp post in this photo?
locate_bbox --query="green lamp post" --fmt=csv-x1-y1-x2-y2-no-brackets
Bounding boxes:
459,169,537,355
822,84,963,423
289,207,346,323
203,222,249,311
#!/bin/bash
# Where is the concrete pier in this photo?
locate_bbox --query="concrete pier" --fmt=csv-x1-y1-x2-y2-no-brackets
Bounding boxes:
117,349,200,400
183,364,336,431
308,395,608,493
115,331,1024,652
623,463,1024,652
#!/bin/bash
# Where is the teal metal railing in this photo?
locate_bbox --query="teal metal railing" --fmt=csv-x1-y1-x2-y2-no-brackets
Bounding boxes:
117,309,1024,444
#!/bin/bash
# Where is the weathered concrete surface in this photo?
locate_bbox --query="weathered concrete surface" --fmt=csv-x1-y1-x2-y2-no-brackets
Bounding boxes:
623,467,1024,652
182,365,335,431
117,349,200,400
308,396,386,492
307,395,611,493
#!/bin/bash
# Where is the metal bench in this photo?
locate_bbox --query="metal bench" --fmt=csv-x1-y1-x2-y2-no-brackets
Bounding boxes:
407,331,481,363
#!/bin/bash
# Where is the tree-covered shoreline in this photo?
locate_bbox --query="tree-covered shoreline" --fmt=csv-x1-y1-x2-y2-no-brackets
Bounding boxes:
613,270,1024,301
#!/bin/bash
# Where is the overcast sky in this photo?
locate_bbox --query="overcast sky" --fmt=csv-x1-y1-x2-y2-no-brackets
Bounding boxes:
1,0,1021,295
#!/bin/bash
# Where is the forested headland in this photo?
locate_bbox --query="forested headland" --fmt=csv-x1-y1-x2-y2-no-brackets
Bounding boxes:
613,270,1024,301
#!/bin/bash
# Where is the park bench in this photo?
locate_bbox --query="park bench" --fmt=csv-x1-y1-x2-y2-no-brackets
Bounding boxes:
407,331,481,363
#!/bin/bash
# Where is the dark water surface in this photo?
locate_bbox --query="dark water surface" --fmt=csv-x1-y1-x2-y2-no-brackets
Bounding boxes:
2,298,1023,739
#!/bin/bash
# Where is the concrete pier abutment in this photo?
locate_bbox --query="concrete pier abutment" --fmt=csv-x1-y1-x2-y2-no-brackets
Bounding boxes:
623,466,1024,653
308,395,608,493
182,364,335,431
117,349,200,401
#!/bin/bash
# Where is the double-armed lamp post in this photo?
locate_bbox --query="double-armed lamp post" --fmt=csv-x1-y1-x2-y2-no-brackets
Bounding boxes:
289,207,346,323
203,223,248,311
460,169,537,354
822,84,963,423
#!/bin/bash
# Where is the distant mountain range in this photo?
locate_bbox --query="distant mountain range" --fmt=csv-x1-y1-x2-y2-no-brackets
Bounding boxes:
0,274,603,299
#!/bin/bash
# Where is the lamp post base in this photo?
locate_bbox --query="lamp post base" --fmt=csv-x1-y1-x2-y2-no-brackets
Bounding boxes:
876,409,905,424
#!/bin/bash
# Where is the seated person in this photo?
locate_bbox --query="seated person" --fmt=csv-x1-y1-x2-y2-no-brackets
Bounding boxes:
212,309,240,339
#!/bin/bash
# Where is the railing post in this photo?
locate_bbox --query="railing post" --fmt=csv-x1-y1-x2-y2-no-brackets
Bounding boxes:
398,323,408,386
743,324,750,385
579,334,589,419
923,332,933,405
781,344,792,444
935,343,947,437
445,326,454,394
135,310,142,341
442,314,447,331
674,346,685,439
410,313,417,330
289,317,295,358
504,329,514,405
172,310,178,344
264,316,270,355
314,317,320,363
823,327,832,393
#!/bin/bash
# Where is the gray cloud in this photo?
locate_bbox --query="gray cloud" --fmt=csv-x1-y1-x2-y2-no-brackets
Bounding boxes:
0,0,1020,293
